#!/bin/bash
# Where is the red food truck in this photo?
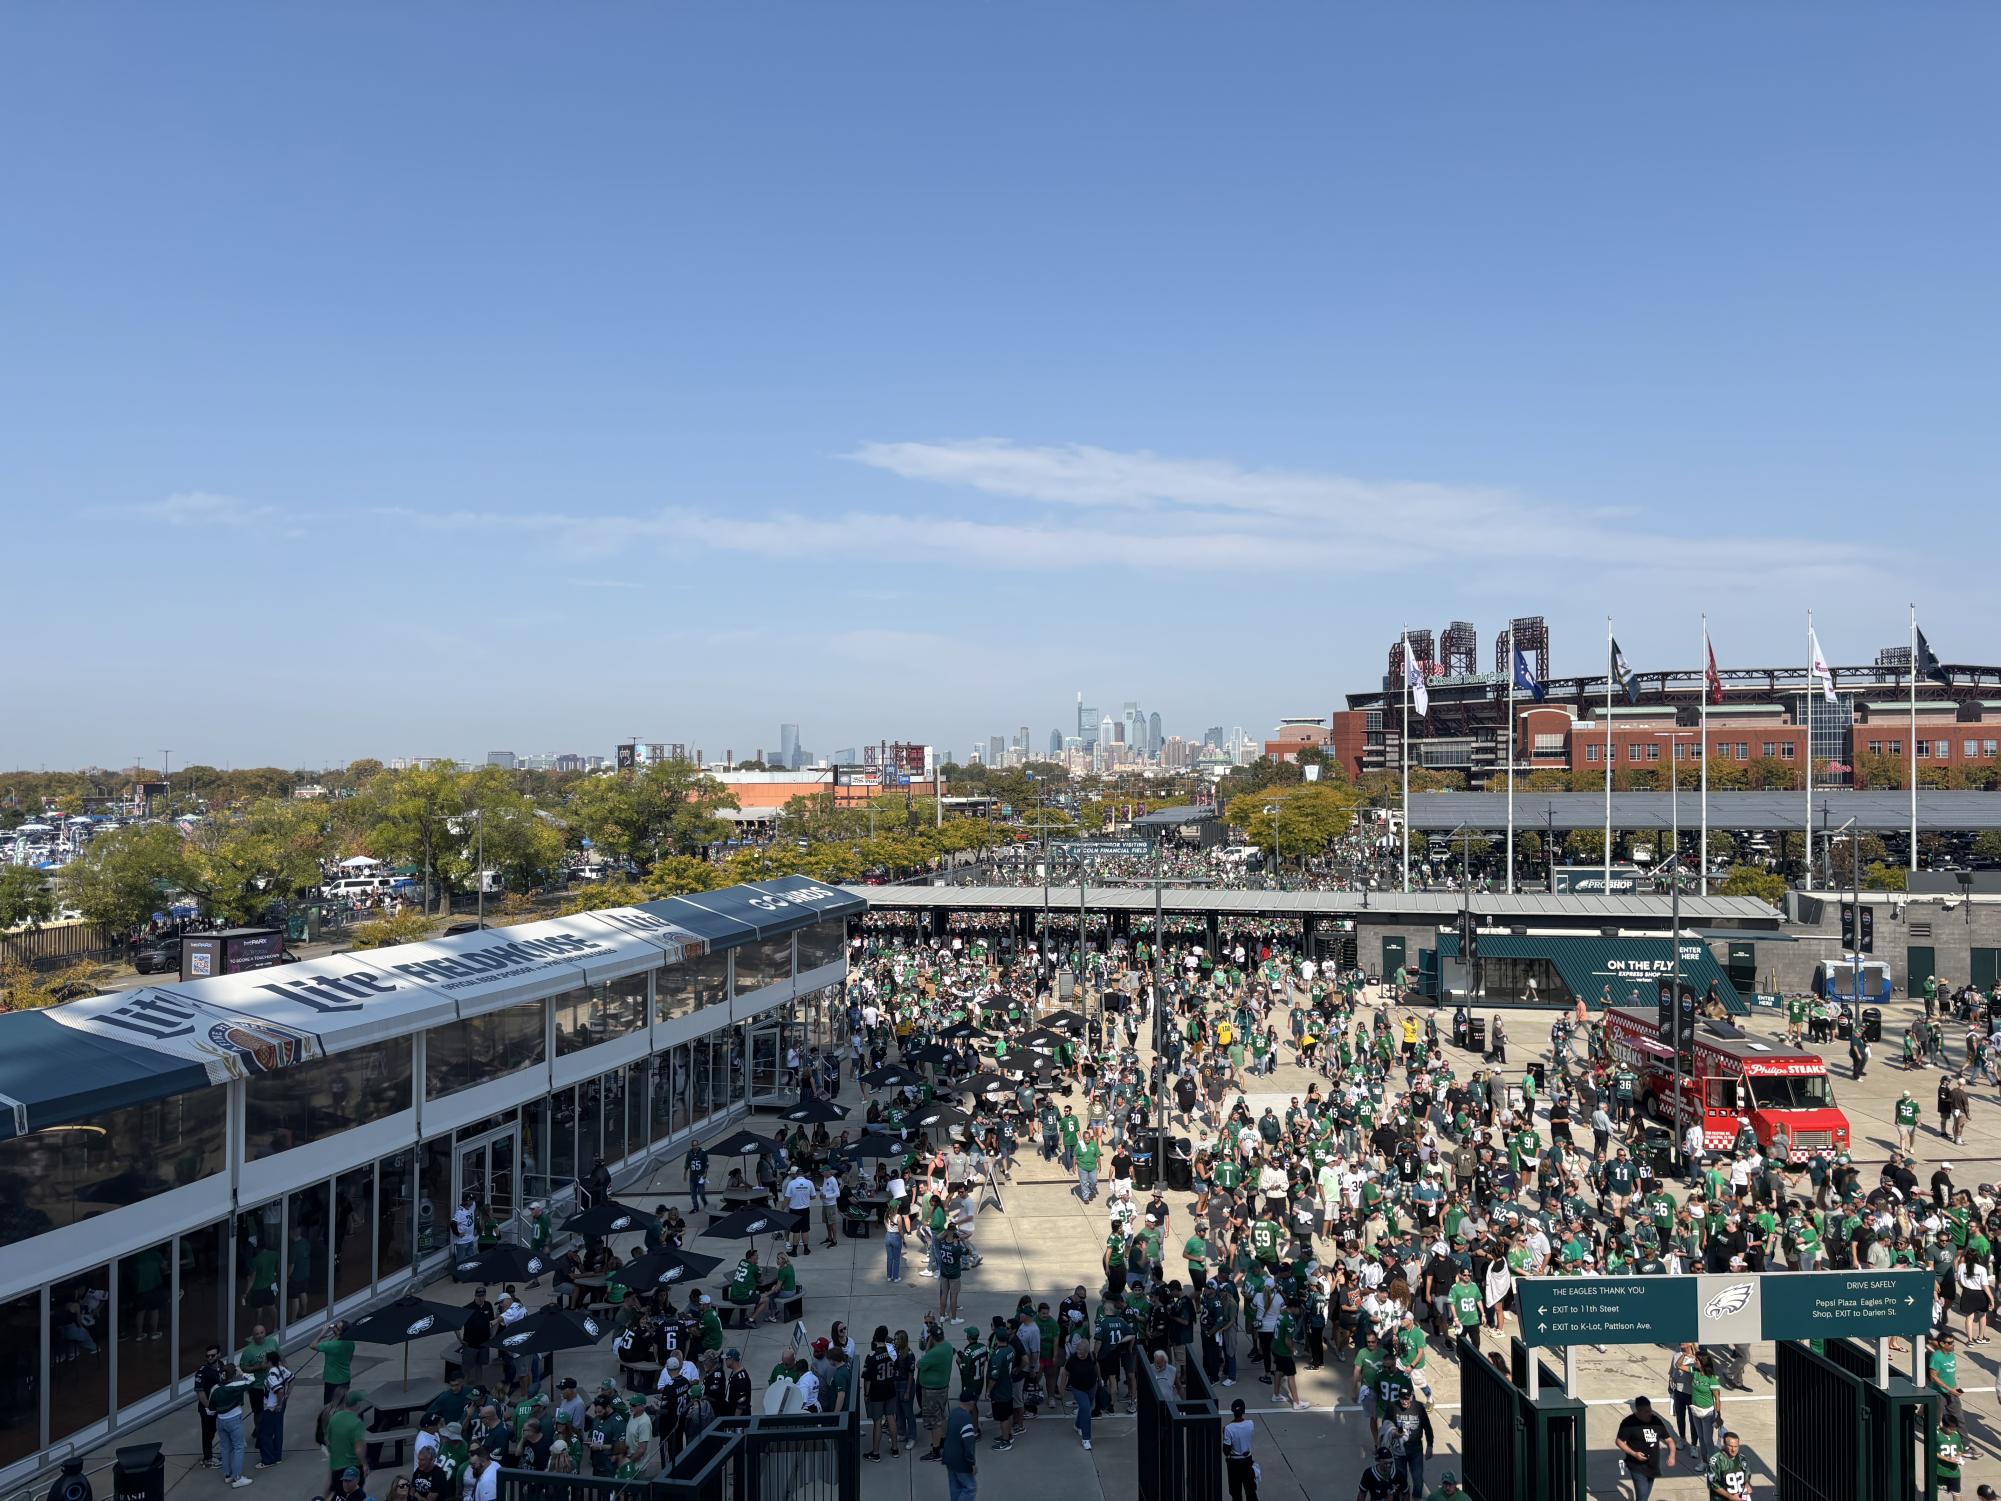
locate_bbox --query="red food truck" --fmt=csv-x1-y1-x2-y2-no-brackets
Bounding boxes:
1604,1004,1851,1158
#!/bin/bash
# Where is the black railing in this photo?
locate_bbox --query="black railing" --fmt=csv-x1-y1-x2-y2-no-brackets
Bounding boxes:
1775,1341,1871,1501
497,1410,859,1501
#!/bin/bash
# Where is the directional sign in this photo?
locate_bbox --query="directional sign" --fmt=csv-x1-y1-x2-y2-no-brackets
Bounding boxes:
1520,1276,1696,1348
1757,1268,1934,1342
1523,1270,1935,1349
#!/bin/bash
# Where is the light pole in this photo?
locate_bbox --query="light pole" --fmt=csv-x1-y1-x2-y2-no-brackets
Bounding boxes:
1264,803,1282,890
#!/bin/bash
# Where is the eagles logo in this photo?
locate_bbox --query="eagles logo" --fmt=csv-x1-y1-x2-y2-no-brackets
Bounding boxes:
582,1316,601,1337
1704,1283,1754,1321
407,1315,436,1336
659,1267,684,1282
527,1256,545,1275
610,1216,633,1231
504,1331,532,1348
746,1219,768,1234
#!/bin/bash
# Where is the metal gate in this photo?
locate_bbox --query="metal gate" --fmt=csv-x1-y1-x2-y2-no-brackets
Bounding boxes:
1136,1345,1222,1501
1776,1340,1870,1501
1456,1339,1525,1501
1818,1338,1941,1501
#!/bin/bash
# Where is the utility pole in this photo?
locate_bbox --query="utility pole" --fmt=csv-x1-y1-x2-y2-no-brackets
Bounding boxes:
161,750,172,818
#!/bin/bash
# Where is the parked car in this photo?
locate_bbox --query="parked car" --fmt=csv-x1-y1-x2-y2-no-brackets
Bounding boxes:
442,920,487,936
132,934,182,974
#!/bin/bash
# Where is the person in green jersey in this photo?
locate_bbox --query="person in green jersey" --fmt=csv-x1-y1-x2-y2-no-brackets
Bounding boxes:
1706,1431,1753,1500
1448,1272,1483,1349
1935,1412,1967,1499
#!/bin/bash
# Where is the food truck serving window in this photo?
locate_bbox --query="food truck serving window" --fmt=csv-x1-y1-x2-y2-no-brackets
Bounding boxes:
1705,1078,1741,1111
1746,1073,1833,1109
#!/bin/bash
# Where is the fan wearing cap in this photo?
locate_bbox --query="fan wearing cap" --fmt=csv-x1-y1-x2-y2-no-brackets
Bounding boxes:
1425,1473,1460,1500
1355,1444,1406,1500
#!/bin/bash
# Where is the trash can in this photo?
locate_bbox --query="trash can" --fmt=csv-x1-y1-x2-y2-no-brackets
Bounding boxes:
1166,1135,1193,1192
1862,1007,1882,1043
1465,1018,1487,1056
1131,1151,1156,1191
113,1445,164,1501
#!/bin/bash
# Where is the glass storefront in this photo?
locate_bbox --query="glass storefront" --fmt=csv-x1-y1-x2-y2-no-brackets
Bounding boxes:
376,1152,415,1284
798,919,844,972
0,1086,228,1247
176,1221,229,1385
425,1002,547,1099
733,935,794,994
245,1039,413,1159
115,1243,171,1409
285,1180,330,1328
333,1167,374,1303
689,950,729,1010
0,1290,40,1467
418,1138,453,1263
48,1265,106,1445
236,1202,283,1330
553,975,649,1056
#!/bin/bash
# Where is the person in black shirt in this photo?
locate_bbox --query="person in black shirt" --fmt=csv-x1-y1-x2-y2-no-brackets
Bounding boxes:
861,1331,900,1461
1355,1446,1409,1500
1614,1396,1676,1500
718,1351,753,1419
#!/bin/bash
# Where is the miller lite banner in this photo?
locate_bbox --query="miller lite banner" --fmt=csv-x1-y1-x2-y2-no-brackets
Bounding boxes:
46,905,708,1081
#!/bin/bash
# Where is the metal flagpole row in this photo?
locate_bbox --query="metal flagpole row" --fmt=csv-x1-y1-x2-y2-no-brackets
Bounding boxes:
1805,610,1815,892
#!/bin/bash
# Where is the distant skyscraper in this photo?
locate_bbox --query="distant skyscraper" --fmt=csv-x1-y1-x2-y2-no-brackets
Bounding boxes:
1122,702,1141,752
779,723,801,770
1148,712,1162,756
1100,715,1117,750
988,735,1006,765
1205,726,1225,748
1048,728,1063,757
1078,695,1099,746
1017,725,1030,755
486,751,517,769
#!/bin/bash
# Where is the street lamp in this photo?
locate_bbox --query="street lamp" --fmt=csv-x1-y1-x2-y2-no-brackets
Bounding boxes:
1263,803,1282,890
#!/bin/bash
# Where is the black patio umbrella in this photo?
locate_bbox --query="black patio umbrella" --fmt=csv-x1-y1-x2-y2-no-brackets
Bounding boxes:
343,1295,471,1346
701,1206,806,1241
451,1243,551,1284
495,1307,608,1382
1039,1008,1089,1031
708,1128,780,1158
906,1103,977,1134
777,1096,849,1125
954,1072,1015,1100
940,1020,986,1041
561,1201,653,1238
610,1248,724,1292
835,1134,910,1161
1014,1027,1067,1053
343,1294,473,1385
860,1063,924,1089
904,1043,958,1066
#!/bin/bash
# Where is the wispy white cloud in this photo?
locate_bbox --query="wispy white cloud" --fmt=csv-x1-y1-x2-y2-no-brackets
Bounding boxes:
121,491,285,528
131,439,1887,594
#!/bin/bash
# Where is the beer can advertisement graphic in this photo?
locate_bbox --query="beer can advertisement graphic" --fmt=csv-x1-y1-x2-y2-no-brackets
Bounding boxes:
194,1003,317,1075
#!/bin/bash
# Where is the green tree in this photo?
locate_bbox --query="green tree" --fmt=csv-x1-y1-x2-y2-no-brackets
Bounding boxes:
1863,861,1909,892
1746,756,1798,791
1720,865,1788,905
1224,783,1360,858
368,765,474,912
559,878,650,915
349,907,441,948
0,865,55,930
180,798,332,923
1562,828,1606,863
1973,831,2001,866
566,761,738,865
59,823,188,932
645,854,725,896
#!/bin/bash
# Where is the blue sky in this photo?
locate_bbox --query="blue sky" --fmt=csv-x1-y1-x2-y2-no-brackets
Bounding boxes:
3,5,1996,770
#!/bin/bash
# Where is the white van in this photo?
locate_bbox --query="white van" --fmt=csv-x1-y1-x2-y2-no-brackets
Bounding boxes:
326,875,395,897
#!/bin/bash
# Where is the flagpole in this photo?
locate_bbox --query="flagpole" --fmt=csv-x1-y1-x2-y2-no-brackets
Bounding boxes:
1700,614,1710,897
1401,630,1411,894
1604,616,1613,893
1506,632,1516,896
1804,610,1814,893
1910,603,1919,872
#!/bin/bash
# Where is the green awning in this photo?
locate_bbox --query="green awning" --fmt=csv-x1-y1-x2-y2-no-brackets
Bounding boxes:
1439,932,1743,1011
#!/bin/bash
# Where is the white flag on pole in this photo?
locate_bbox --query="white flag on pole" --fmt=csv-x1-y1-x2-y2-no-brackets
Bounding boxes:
1403,640,1430,717
1808,627,1836,703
